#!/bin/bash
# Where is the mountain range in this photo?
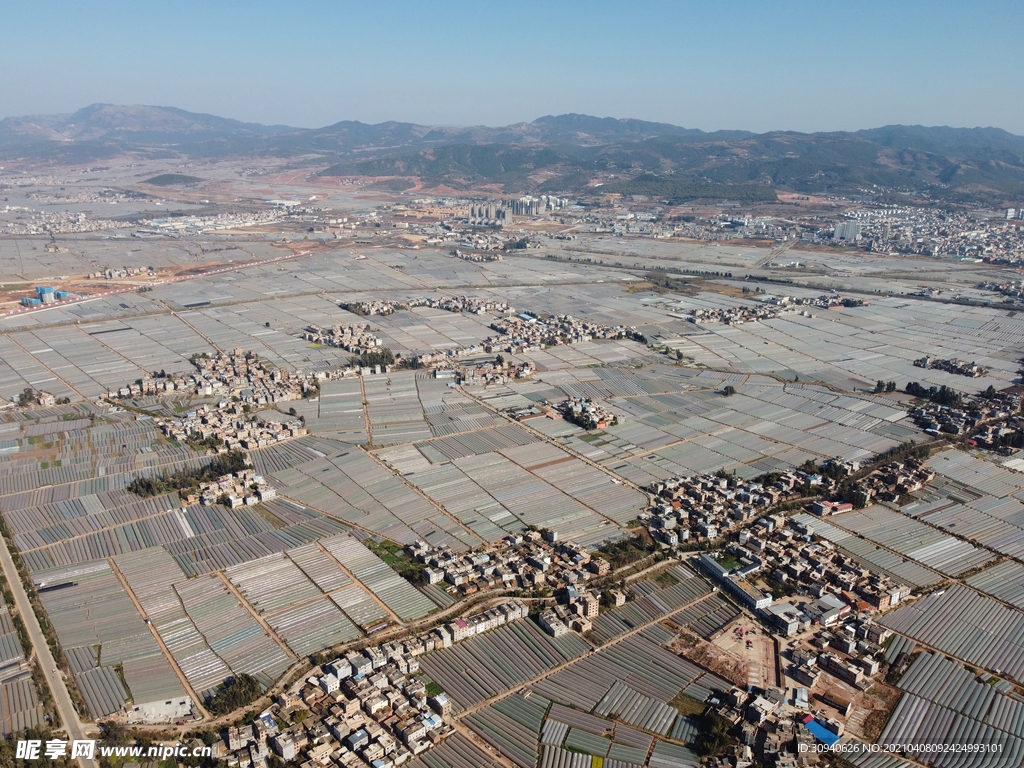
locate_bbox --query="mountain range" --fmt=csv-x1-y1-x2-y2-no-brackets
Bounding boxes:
3,104,1024,203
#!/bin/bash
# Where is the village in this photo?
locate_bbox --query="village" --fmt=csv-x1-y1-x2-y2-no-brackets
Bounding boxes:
912,356,986,378
107,349,311,404
555,396,618,431
302,324,383,352
684,294,866,326
182,468,278,508
159,403,306,452
339,296,513,317
486,313,645,352
224,600,529,768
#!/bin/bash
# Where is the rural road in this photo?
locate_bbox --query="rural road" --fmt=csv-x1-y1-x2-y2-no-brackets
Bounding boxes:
0,535,98,768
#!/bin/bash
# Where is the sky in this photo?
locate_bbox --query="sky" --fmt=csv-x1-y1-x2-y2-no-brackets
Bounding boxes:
1,0,1021,134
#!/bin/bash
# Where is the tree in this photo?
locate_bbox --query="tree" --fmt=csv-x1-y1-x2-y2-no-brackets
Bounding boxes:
127,449,251,499
99,722,130,748
848,487,869,509
495,354,505,366
874,380,886,394
207,673,262,715
886,381,897,392
288,407,297,417
350,347,395,369
723,385,736,396
905,381,962,407
696,711,731,757
18,387,36,406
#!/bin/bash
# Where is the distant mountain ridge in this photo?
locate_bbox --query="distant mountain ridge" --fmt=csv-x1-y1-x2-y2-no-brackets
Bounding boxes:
0,105,748,148
1,103,297,143
3,104,1023,202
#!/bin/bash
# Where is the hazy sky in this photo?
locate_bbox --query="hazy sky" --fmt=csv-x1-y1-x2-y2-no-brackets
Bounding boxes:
2,0,1021,133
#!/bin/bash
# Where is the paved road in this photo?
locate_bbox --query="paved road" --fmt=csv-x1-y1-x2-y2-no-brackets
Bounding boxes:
0,535,98,768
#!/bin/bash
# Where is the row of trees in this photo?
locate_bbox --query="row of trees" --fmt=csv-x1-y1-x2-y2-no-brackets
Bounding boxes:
349,347,396,369
904,381,963,407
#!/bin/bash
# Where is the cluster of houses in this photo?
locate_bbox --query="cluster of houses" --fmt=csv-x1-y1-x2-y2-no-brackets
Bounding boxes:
691,510,918,766
767,294,866,311
912,356,985,377
87,266,152,280
485,314,643,353
107,349,397,409
339,300,405,317
110,375,187,398
183,468,277,508
407,345,487,367
911,389,1019,439
647,471,819,546
978,280,1024,302
224,602,528,768
797,618,891,689
414,309,640,370
848,457,935,504
117,349,309,404
442,360,534,386
555,397,617,430
35,391,57,406
408,296,512,314
159,403,306,452
713,687,848,768
302,324,382,352
706,513,912,625
450,249,502,262
683,589,901,767
683,303,787,325
537,588,606,637
684,294,866,326
338,296,512,318
408,534,607,598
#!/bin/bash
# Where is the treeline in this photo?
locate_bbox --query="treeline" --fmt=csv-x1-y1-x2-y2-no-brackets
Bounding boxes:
206,673,262,716
798,458,849,483
987,430,1024,450
127,449,250,498
503,237,529,251
647,267,733,281
349,348,396,369
870,441,931,466
904,381,963,407
338,302,370,316
600,174,777,203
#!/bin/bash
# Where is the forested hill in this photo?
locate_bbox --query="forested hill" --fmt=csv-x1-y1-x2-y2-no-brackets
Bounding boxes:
3,104,1023,202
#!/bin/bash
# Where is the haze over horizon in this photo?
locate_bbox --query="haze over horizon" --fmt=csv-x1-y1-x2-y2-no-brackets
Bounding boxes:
2,0,1021,134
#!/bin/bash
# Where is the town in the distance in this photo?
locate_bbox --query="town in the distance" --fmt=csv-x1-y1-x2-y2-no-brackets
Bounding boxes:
2,104,1024,768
